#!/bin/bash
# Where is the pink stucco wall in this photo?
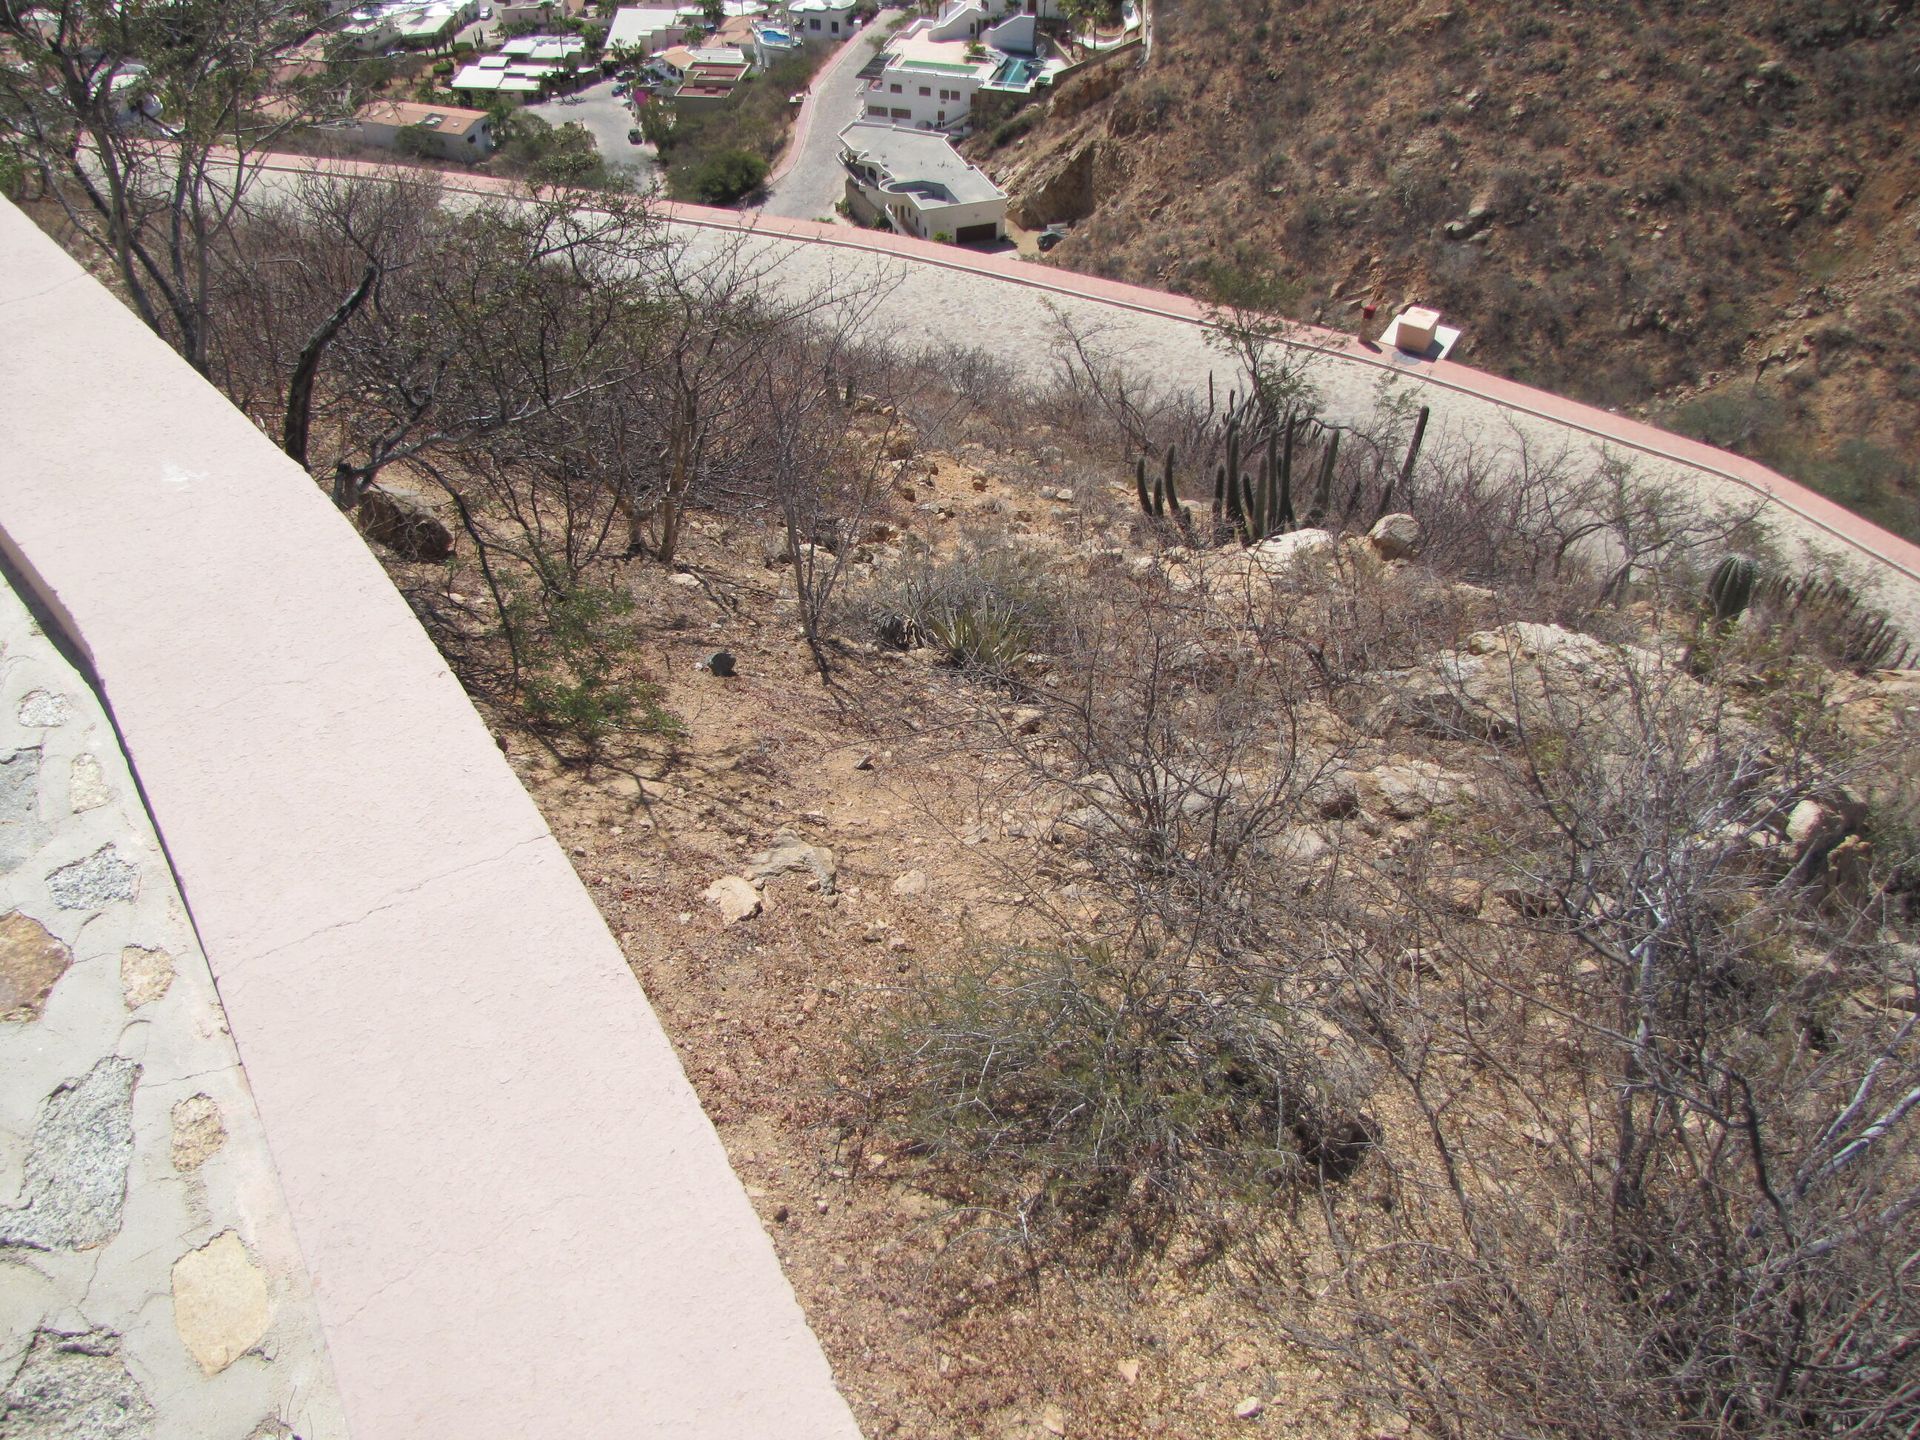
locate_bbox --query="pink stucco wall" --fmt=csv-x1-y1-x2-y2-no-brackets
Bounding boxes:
0,200,862,1440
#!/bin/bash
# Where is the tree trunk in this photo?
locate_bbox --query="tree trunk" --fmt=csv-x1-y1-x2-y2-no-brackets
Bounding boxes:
285,264,377,469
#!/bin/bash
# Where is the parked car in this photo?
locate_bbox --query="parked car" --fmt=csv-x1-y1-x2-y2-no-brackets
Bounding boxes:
628,127,642,144
1036,224,1068,252
611,82,628,96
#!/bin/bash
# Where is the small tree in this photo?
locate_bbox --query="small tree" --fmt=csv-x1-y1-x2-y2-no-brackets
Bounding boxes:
675,147,769,205
0,0,335,374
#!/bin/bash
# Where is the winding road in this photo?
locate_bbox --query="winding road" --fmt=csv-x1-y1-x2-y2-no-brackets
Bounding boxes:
753,24,890,221
241,147,1920,634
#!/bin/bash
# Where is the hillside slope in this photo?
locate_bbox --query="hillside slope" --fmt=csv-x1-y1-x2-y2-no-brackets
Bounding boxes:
970,0,1920,537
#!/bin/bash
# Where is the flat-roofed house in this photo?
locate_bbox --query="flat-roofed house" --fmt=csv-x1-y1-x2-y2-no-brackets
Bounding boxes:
863,4,1057,132
671,45,750,110
604,5,685,56
838,117,1007,243
788,0,855,43
350,99,496,159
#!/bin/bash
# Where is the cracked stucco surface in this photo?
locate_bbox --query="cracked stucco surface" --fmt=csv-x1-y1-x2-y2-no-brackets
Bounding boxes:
0,574,344,1440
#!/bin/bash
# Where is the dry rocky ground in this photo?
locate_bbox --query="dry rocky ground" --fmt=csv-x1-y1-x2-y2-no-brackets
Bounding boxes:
368,405,1920,1438
486,458,1363,1439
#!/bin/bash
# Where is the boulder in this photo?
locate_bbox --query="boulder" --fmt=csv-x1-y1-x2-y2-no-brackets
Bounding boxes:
358,485,454,562
1366,759,1475,819
1010,139,1100,229
1249,528,1335,581
1368,512,1423,560
1378,623,1683,744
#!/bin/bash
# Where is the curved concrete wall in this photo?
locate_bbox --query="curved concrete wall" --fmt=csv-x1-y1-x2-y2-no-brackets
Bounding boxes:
0,201,861,1439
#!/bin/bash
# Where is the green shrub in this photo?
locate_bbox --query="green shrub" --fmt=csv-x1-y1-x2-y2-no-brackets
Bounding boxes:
850,941,1372,1249
675,147,769,204
511,580,681,750
990,109,1038,147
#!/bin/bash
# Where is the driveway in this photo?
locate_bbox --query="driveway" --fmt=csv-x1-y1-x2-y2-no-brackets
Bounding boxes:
528,77,658,185
755,26,890,221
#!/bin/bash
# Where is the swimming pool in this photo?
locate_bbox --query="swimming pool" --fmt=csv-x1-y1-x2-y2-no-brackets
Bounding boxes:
991,57,1038,88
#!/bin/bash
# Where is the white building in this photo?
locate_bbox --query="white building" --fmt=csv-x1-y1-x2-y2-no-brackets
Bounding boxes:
500,33,589,60
676,0,766,21
493,0,590,22
450,54,549,98
349,99,496,159
787,0,856,43
863,2,1057,131
604,5,685,55
337,0,474,51
838,118,1007,243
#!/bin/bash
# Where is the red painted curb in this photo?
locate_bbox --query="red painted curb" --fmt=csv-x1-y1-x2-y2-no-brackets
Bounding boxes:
249,149,1920,595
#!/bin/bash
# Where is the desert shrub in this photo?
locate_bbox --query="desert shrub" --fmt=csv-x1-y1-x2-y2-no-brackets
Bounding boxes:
510,580,681,752
674,148,769,205
852,941,1372,1254
858,540,1062,675
989,109,1038,147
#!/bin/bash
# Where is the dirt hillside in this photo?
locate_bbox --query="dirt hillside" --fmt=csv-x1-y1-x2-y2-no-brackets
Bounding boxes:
972,0,1920,538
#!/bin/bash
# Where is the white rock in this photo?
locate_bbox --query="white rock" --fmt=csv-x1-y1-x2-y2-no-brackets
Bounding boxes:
1250,528,1334,579
1234,1396,1265,1420
703,875,762,924
1368,511,1423,560
171,1231,270,1375
890,869,929,898
1785,799,1826,847
68,752,111,812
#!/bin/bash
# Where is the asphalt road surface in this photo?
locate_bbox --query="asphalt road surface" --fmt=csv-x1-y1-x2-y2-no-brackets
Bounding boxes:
232,152,1920,631
755,27,889,221
529,77,659,184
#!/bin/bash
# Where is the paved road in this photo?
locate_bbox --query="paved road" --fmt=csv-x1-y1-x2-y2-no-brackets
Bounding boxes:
755,26,888,221
529,77,658,184
235,152,1920,634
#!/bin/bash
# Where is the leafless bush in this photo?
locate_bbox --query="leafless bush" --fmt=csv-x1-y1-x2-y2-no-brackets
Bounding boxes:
1294,641,1920,1440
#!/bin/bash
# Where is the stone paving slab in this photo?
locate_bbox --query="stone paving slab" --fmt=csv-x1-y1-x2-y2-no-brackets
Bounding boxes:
0,572,346,1440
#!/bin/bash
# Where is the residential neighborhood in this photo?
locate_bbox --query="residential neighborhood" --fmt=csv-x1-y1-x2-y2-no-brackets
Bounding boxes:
29,0,1112,228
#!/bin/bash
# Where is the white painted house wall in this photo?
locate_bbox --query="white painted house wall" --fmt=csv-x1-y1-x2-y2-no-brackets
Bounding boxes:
864,67,982,130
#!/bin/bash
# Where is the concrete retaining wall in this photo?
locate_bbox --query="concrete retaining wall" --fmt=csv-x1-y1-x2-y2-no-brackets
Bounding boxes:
0,199,862,1440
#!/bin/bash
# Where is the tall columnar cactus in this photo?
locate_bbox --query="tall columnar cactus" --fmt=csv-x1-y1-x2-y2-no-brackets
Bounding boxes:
1308,431,1339,525
1707,555,1758,624
1225,419,1244,530
1136,455,1153,516
1162,445,1179,515
1276,415,1296,533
